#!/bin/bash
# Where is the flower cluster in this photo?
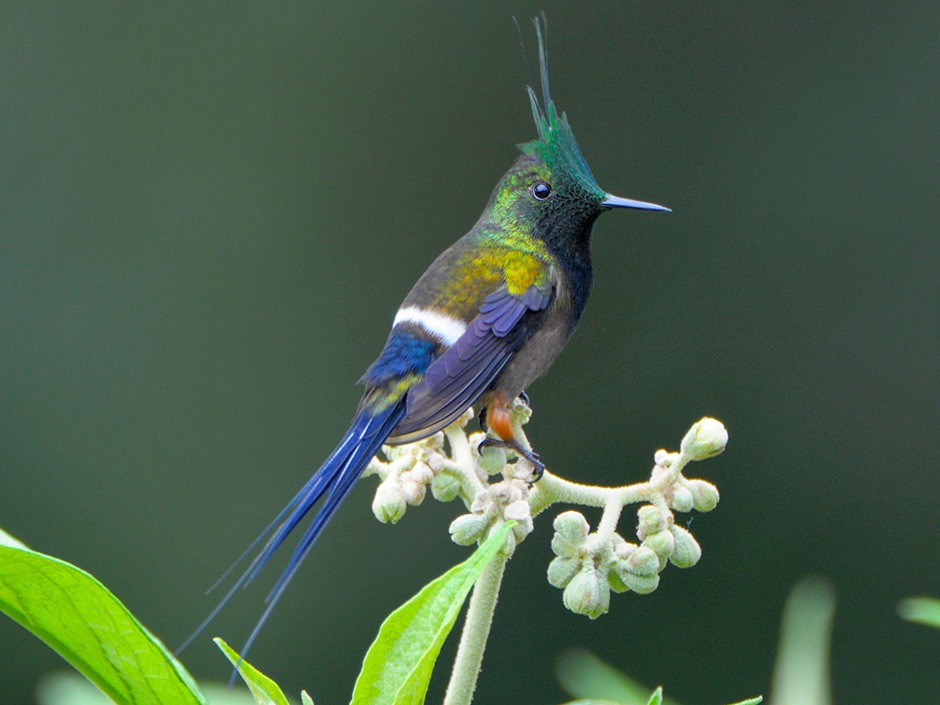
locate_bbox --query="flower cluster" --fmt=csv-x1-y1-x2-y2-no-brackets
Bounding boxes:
366,401,727,618
545,419,725,617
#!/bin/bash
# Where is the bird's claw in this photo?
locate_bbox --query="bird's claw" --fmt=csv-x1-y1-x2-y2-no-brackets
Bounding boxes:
518,446,545,483
478,437,545,483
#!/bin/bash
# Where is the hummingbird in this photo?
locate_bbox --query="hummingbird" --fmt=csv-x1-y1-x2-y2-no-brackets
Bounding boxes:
183,16,669,660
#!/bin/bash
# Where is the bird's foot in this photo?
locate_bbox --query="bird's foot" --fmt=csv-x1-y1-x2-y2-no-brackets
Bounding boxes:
478,437,545,483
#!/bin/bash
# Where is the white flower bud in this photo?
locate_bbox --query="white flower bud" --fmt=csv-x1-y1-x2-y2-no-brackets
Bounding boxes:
498,524,520,556
620,570,660,594
429,472,460,502
636,505,669,540
680,417,728,461
509,515,534,543
477,444,507,475
510,396,533,422
563,564,610,619
554,511,590,542
409,461,433,485
372,480,406,524
624,545,660,576
425,451,445,472
383,444,407,461
547,556,581,588
612,546,661,594
449,513,488,546
669,525,702,568
551,511,590,558
686,479,720,512
642,530,676,561
503,499,531,523
670,484,694,513
364,457,386,477
613,539,638,562
400,477,426,506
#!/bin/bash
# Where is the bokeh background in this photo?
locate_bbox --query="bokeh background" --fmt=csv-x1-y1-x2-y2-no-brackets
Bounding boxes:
2,3,937,704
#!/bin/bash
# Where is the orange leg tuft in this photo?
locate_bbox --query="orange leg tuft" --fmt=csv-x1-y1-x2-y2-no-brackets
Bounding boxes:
485,393,514,441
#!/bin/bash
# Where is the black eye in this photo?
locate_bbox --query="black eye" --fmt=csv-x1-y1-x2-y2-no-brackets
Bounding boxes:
531,181,553,201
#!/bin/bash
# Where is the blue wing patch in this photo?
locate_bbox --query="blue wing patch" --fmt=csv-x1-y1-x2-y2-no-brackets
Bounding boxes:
361,329,438,386
387,280,554,442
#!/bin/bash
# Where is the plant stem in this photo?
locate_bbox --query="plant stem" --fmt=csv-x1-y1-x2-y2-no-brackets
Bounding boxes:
442,552,508,705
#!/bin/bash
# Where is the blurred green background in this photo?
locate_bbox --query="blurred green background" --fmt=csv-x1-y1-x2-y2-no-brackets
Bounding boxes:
2,2,937,704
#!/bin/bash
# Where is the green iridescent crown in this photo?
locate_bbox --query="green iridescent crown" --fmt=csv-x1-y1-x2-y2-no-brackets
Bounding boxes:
520,15,604,198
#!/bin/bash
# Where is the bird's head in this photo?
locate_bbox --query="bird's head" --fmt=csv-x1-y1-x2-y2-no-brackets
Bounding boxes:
486,16,668,249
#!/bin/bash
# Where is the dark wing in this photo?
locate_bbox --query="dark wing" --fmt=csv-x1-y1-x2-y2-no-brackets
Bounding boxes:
387,280,554,443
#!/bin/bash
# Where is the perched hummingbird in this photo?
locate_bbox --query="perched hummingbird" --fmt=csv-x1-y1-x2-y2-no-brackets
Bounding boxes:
184,17,668,659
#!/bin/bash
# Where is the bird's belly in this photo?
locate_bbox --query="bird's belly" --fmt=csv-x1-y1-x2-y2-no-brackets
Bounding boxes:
490,314,573,400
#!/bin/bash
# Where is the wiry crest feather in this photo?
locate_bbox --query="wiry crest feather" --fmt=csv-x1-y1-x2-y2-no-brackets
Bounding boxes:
522,14,603,197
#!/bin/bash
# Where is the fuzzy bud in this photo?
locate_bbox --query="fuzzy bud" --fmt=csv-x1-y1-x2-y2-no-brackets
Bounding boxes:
425,451,445,472
669,525,702,568
619,570,660,594
624,545,660,576
449,513,488,546
551,511,590,558
429,472,460,502
613,539,639,562
563,564,610,619
400,477,426,506
477,444,507,475
612,545,662,594
382,445,408,461
670,484,694,513
642,530,676,561
503,498,528,520
547,556,581,588
687,479,720,512
680,417,728,461
510,396,533,424
372,480,406,524
409,461,433,485
509,519,534,545
636,505,669,540
499,524,519,556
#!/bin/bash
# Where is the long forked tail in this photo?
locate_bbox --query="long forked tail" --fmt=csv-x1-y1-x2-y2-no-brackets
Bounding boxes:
178,400,406,661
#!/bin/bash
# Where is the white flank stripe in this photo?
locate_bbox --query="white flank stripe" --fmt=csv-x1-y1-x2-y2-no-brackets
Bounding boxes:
394,306,467,346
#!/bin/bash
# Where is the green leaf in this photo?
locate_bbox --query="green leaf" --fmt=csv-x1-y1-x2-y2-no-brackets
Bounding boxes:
725,698,763,705
37,672,261,705
556,649,680,705
216,637,292,705
898,597,940,629
36,671,113,705
301,691,315,705
0,534,206,705
770,577,834,705
350,522,513,705
645,686,663,705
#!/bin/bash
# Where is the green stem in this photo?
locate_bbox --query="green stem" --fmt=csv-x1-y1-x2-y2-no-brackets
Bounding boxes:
529,470,651,517
442,552,508,705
